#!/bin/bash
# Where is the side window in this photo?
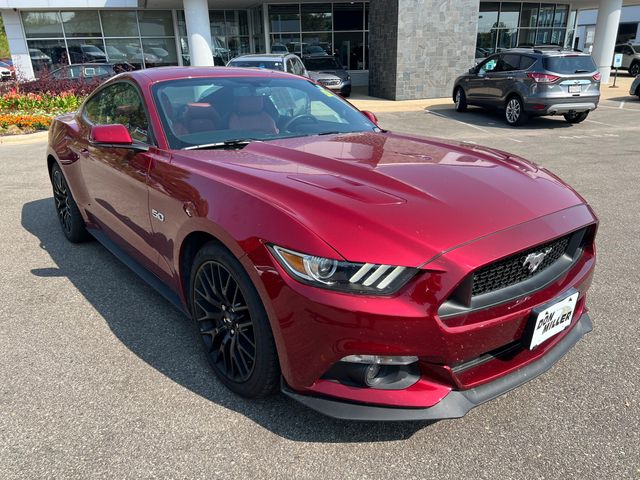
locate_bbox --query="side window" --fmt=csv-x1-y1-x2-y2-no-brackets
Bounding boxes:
293,58,306,76
286,58,295,74
624,46,634,55
479,55,498,73
83,83,151,144
520,56,536,70
500,54,521,72
614,45,623,53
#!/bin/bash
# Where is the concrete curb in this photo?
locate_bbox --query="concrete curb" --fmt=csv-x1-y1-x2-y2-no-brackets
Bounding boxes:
0,130,49,145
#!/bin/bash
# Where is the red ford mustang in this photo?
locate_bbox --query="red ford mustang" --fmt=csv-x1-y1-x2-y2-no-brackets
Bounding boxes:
47,67,597,421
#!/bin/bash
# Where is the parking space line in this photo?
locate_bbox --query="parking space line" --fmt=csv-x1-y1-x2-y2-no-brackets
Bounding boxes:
585,119,618,127
425,109,523,142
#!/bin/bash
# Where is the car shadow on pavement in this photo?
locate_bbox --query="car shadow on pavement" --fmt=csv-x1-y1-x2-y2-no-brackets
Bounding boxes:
426,103,579,130
22,197,432,443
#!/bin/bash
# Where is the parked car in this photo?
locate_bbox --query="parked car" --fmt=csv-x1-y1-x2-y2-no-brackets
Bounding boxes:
29,48,53,69
48,63,129,82
46,66,597,421
227,54,308,77
302,55,351,97
453,48,601,126
67,44,108,64
613,43,640,77
270,44,288,54
630,74,640,99
0,60,15,78
0,64,11,81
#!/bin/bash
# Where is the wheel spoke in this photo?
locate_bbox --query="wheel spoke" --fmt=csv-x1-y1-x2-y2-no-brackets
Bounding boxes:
193,259,256,382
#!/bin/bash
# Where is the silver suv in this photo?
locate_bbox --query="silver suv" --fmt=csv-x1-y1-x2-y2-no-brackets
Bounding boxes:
613,44,640,77
453,48,601,126
227,54,309,78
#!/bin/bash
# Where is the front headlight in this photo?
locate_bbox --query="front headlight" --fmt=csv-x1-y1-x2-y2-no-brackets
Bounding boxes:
268,245,418,295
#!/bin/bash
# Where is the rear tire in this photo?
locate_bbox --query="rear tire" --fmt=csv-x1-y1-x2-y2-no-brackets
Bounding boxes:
454,87,467,112
189,242,280,398
50,163,91,243
564,111,589,124
505,96,528,126
629,62,640,77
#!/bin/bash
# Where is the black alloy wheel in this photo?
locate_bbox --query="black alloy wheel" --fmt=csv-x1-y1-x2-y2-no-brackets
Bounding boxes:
189,242,280,397
50,163,90,243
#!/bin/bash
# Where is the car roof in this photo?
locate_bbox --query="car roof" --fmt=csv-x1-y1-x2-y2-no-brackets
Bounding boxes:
122,66,301,85
230,54,293,61
499,47,592,57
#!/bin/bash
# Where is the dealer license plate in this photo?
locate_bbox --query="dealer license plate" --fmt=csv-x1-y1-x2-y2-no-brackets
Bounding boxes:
568,84,581,93
529,292,579,350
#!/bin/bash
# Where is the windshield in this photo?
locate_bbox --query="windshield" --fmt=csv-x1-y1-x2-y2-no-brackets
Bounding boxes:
153,76,377,149
228,60,284,71
304,57,341,70
543,55,597,74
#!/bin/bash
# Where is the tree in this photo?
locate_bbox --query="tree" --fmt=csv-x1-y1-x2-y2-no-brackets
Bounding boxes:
0,16,10,58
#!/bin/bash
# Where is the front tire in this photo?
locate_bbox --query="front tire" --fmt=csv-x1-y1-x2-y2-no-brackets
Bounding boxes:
189,242,280,398
505,96,528,126
50,163,90,243
454,87,467,112
564,111,589,124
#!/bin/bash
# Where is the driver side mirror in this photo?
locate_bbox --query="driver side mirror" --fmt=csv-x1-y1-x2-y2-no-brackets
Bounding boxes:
361,110,378,125
90,124,148,152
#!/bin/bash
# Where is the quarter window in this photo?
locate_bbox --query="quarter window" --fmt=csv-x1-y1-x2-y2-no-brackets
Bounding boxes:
83,83,150,144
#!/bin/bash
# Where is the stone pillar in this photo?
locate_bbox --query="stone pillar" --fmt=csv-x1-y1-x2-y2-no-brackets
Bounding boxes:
1,10,35,81
369,0,479,100
183,0,214,66
591,0,623,84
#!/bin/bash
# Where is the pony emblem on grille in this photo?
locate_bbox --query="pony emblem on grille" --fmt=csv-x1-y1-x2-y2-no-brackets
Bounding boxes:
523,247,552,273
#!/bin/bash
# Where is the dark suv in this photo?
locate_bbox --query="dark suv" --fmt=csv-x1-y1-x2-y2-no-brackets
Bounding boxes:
453,48,601,126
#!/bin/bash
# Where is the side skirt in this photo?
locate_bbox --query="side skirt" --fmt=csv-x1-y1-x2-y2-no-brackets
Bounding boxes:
88,227,190,318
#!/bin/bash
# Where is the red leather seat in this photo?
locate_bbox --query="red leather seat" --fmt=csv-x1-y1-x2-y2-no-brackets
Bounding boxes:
228,96,278,134
184,102,223,134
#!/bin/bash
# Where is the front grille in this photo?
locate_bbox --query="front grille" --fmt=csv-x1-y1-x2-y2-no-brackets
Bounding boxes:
319,78,340,86
471,235,571,297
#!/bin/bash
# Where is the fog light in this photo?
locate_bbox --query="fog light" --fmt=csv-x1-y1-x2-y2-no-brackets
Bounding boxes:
341,355,418,365
365,363,381,384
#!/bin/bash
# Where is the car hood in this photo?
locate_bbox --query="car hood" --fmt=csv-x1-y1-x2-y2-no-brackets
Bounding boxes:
175,132,586,266
309,69,349,80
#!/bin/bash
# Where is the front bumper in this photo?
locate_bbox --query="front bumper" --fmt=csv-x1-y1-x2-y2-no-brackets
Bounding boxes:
283,313,592,421
630,79,640,96
320,80,352,96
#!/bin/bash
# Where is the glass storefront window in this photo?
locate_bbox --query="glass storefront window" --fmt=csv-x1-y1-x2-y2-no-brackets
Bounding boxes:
334,32,364,70
138,10,174,37
66,39,107,63
302,33,333,55
60,11,101,37
27,39,66,75
104,38,144,69
334,3,364,31
499,3,520,30
478,3,500,55
269,5,301,33
101,11,139,38
518,28,536,47
520,3,538,28
142,38,178,67
497,29,518,50
22,12,64,38
226,10,249,36
538,4,555,28
301,4,332,31
553,5,568,27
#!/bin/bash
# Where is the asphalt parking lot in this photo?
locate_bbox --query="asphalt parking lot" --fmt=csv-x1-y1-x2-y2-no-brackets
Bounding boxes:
1,96,639,479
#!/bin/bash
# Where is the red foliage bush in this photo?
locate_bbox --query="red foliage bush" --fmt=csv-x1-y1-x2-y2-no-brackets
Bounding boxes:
2,76,103,96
